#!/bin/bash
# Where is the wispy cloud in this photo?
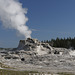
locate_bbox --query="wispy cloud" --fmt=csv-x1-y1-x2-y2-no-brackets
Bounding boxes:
37,29,72,35
31,29,39,31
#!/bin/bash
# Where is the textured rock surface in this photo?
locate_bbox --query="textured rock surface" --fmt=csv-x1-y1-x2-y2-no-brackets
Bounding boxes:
17,38,53,55
0,38,75,72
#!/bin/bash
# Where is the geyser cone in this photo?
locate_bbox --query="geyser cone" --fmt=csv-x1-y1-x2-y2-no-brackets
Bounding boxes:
17,38,53,55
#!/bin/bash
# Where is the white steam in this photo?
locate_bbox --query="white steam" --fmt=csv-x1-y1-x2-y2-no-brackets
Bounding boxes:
0,0,32,38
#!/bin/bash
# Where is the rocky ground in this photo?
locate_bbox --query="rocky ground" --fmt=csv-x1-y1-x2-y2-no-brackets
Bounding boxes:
0,38,75,73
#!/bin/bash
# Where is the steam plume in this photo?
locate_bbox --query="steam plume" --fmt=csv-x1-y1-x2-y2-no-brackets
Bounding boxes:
0,0,32,38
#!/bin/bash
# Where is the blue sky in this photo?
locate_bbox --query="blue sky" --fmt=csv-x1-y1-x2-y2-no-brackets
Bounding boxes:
0,0,75,48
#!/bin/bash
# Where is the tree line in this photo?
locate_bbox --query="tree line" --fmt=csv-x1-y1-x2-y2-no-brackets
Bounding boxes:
42,37,75,49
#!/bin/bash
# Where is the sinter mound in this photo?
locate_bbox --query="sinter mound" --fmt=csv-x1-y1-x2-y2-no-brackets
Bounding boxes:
17,38,53,55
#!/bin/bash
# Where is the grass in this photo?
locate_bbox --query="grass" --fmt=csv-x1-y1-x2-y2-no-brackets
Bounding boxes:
58,72,75,75
0,69,75,75
0,69,39,75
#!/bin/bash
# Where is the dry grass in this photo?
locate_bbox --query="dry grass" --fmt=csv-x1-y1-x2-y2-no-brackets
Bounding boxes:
0,69,38,75
58,72,75,75
0,69,75,75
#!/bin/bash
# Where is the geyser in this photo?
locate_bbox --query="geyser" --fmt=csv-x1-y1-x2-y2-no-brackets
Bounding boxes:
17,38,53,55
0,0,32,38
